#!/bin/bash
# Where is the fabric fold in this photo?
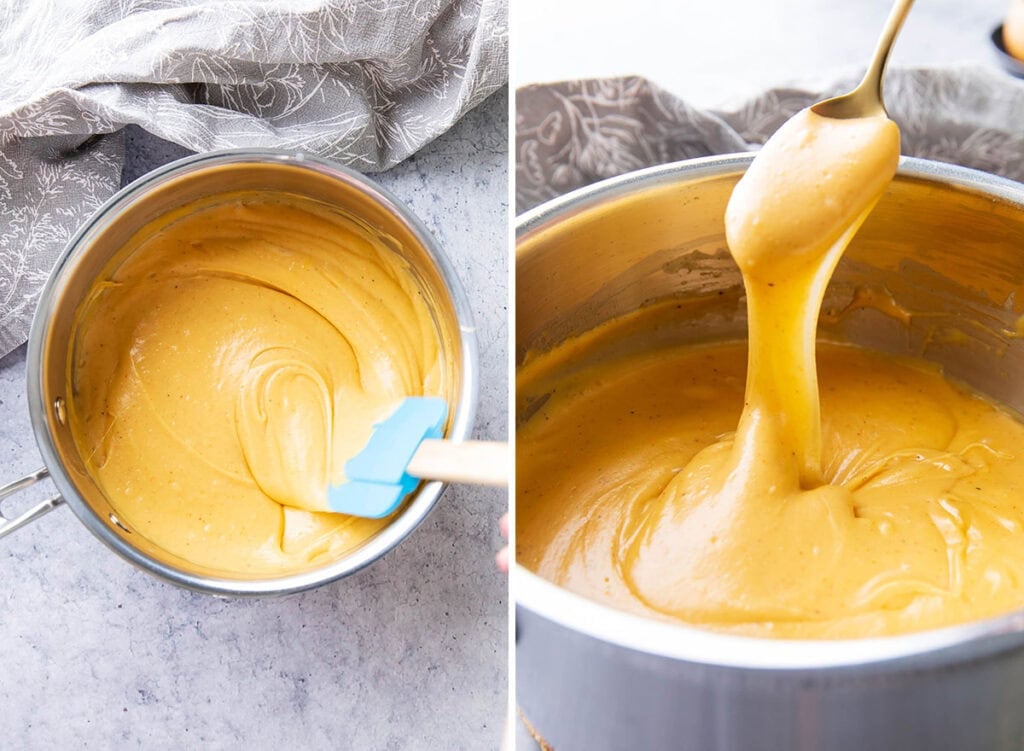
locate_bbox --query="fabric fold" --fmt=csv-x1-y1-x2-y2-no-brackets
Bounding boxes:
515,67,1024,213
0,0,508,356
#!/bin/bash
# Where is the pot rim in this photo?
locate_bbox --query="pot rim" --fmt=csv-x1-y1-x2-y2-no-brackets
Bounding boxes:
27,148,479,597
515,153,1024,670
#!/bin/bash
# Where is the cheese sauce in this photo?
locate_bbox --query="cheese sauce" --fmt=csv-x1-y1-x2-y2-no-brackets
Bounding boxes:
518,109,1024,638
68,193,442,575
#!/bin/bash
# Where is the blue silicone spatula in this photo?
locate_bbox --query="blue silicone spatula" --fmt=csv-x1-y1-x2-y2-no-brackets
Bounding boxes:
324,397,507,519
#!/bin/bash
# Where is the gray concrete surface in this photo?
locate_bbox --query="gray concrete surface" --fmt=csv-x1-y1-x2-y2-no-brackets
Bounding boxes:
0,89,508,750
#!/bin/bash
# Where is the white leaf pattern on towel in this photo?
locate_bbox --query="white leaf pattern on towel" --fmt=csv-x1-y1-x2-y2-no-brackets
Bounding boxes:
0,0,508,356
515,69,1024,215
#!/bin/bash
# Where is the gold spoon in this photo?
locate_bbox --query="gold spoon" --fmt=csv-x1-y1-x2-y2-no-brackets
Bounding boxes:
811,0,916,120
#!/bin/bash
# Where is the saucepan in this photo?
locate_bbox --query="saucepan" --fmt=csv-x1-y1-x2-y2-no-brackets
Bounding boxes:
516,154,1024,750
0,149,478,596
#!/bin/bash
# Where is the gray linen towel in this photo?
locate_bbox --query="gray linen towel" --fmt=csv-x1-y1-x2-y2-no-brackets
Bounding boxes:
0,0,508,357
515,67,1024,214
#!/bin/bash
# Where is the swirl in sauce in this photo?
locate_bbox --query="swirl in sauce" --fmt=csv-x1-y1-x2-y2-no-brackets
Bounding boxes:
68,193,443,574
518,109,1024,637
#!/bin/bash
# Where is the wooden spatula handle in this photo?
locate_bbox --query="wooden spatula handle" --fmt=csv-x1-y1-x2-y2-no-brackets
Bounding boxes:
406,439,508,487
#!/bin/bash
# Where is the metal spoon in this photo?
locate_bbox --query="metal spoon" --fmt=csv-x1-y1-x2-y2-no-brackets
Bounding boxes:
811,0,915,120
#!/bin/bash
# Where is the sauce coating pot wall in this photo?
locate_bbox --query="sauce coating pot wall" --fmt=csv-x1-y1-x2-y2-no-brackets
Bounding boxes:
7,150,478,596
515,155,1024,751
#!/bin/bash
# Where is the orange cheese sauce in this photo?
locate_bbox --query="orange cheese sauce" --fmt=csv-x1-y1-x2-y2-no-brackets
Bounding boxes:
68,193,442,575
518,108,1024,638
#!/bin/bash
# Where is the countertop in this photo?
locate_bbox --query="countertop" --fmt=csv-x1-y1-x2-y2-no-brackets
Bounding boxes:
0,89,508,750
514,0,1012,108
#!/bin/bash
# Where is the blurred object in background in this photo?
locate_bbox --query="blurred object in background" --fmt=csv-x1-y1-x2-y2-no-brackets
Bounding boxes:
990,0,1024,77
1004,0,1024,59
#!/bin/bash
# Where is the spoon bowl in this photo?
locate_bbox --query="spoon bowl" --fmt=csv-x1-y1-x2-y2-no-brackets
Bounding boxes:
811,0,915,121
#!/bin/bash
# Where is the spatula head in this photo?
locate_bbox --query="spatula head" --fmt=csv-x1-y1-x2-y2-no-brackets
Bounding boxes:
326,397,448,518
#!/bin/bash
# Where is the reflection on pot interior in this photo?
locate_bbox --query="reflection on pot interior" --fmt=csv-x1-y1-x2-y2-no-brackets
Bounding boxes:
67,191,444,575
517,107,1024,639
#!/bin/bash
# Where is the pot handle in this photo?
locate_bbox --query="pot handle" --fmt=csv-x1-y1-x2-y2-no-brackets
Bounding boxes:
0,467,65,540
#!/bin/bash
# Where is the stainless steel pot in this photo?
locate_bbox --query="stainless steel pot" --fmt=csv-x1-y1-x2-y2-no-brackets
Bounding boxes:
0,149,478,596
515,155,1024,750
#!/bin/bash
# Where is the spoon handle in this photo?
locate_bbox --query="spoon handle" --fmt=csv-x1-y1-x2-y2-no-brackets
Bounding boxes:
861,0,916,101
